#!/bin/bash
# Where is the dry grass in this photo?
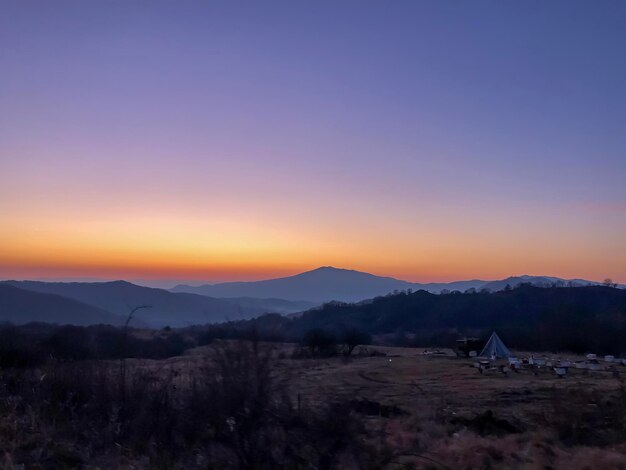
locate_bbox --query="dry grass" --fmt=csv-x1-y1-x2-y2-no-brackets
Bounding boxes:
268,344,626,469
2,342,626,469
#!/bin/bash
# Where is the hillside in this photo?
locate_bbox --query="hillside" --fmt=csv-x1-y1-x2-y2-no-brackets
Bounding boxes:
0,284,124,326
1,281,306,327
232,285,626,354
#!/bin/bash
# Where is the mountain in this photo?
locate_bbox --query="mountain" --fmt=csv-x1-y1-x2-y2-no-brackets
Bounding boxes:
172,267,622,303
0,284,124,326
480,276,574,292
411,279,488,293
0,281,309,327
3,270,620,327
171,267,421,303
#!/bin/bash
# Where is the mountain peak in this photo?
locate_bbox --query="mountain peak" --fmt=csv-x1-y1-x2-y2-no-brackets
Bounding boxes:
310,266,348,272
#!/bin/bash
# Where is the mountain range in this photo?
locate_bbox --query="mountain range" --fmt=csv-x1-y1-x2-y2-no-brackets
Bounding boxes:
0,280,313,327
171,267,620,303
0,284,124,326
1,267,622,327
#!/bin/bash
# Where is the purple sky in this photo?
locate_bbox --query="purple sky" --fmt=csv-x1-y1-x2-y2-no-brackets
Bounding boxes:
1,1,625,283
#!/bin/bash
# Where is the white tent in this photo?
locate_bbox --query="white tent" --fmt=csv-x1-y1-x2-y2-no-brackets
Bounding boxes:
479,331,512,358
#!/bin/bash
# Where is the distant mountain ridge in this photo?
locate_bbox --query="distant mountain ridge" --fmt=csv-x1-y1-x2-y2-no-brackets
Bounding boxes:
0,280,312,327
0,284,124,326
479,275,594,292
1,269,621,328
172,267,420,303
171,266,620,303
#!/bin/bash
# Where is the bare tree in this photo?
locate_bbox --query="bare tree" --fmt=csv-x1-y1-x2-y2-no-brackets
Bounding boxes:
119,305,151,404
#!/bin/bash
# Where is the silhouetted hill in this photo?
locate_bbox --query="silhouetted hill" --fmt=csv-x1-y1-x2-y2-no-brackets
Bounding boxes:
1,281,306,327
0,284,124,326
228,285,626,354
293,285,625,331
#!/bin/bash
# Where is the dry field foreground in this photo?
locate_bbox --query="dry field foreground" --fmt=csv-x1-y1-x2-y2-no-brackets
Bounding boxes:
155,343,626,469
22,340,619,469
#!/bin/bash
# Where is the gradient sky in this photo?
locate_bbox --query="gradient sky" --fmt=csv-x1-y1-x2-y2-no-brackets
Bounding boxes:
1,1,625,284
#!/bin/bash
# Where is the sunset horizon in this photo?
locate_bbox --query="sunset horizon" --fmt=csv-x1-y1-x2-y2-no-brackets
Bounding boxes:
2,3,624,287
2,264,623,289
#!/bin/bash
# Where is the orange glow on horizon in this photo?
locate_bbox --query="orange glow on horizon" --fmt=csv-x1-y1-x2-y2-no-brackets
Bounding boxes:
1,182,625,285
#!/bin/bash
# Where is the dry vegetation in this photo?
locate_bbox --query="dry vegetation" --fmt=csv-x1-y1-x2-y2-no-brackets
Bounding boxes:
276,345,626,469
2,336,626,469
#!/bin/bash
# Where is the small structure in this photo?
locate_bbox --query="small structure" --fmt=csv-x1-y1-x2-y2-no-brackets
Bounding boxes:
455,337,482,358
479,331,512,359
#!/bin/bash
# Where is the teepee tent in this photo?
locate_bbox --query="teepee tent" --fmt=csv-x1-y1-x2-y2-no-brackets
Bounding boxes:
479,332,512,358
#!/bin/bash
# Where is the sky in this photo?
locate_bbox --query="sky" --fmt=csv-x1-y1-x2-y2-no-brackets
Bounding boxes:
1,1,625,285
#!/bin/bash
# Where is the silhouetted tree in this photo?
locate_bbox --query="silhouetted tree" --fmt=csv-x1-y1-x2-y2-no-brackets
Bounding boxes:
340,329,372,356
302,329,337,357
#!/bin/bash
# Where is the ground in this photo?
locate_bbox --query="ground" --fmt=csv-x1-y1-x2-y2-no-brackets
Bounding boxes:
4,341,626,469
185,344,626,469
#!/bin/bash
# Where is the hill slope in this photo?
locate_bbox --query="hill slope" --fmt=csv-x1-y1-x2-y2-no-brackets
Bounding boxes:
0,284,124,326
238,285,626,354
1,281,303,327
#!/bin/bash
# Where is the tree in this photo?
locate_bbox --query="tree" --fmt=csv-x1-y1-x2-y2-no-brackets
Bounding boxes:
302,329,337,357
340,329,372,356
604,278,618,288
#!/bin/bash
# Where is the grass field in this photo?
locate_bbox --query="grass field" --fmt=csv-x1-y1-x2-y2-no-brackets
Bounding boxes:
284,346,626,469
139,342,626,469
3,340,626,469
